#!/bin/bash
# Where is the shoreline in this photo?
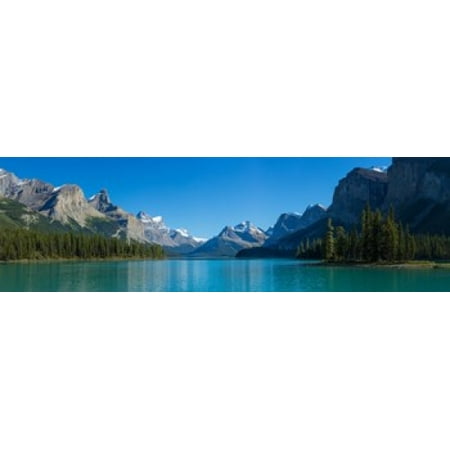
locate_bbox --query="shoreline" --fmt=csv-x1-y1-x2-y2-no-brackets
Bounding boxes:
0,256,165,264
306,260,450,270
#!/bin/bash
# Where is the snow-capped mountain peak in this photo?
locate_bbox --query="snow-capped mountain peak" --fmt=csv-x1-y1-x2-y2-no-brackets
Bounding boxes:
174,228,189,238
192,220,268,257
234,220,253,232
136,211,204,254
136,211,166,227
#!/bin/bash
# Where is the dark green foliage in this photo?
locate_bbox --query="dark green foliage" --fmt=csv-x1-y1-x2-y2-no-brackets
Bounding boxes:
414,234,450,260
0,228,165,261
297,205,450,263
324,218,335,261
295,237,323,259
85,217,121,236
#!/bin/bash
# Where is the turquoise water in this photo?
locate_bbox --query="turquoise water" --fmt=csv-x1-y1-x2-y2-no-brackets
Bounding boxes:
1,258,450,291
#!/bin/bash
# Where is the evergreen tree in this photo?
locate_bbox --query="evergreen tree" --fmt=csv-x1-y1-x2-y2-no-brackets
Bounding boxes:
324,218,335,262
335,226,347,261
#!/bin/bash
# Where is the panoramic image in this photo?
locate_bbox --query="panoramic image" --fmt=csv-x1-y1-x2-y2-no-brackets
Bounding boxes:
0,156,449,292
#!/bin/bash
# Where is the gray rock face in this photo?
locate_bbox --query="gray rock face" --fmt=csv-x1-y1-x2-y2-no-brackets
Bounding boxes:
39,184,104,226
384,157,443,207
382,157,450,233
265,204,327,246
12,179,55,210
136,211,204,253
1,169,104,227
88,191,147,242
328,168,388,225
0,169,22,197
193,221,267,257
88,189,115,213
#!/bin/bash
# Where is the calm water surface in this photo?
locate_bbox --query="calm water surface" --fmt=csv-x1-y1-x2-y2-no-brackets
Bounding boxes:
1,258,450,292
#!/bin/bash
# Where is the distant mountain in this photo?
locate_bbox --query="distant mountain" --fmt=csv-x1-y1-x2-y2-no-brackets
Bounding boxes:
136,211,204,254
192,221,267,257
264,204,327,246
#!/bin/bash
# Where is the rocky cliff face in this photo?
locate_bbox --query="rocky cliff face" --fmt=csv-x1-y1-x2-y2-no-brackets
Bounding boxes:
12,179,55,210
0,169,23,197
88,189,116,213
1,169,105,227
382,158,450,233
88,190,147,242
0,169,148,240
328,168,388,225
40,184,104,226
383,158,441,208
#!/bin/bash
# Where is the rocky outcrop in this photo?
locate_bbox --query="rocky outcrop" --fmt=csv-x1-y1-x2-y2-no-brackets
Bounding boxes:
39,184,104,226
0,169,22,197
88,190,146,242
88,189,116,213
328,168,388,225
12,179,55,210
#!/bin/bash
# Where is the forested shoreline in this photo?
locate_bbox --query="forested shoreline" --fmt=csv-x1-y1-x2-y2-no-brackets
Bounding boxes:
297,205,450,263
0,228,165,261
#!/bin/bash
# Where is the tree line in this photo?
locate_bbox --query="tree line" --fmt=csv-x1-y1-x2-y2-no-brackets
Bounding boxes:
0,228,165,261
297,204,450,263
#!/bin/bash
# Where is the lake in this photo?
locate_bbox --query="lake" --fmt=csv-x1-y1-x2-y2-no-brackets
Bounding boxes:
1,258,450,292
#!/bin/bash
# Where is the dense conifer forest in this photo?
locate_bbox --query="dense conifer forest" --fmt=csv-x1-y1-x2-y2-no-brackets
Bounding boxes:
297,204,450,263
0,228,165,261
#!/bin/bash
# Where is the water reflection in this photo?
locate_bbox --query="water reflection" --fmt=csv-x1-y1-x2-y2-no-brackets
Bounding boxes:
1,259,450,292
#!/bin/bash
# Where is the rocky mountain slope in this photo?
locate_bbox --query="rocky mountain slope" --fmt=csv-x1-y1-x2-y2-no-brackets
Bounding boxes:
326,158,450,234
328,167,388,224
3,158,450,257
0,197,70,232
192,221,267,257
382,158,450,233
0,168,202,251
88,189,146,241
240,158,450,256
136,211,204,254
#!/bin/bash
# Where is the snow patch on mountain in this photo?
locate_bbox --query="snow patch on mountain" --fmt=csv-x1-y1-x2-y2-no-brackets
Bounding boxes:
369,166,389,173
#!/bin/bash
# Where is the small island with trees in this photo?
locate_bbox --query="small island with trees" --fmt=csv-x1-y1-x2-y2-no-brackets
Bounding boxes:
297,204,450,267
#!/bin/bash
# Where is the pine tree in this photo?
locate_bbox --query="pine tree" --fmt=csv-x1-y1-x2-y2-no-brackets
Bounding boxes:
335,226,347,261
324,218,335,262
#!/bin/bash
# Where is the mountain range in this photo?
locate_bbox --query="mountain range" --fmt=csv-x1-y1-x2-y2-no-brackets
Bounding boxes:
0,168,204,254
239,158,450,257
1,158,450,258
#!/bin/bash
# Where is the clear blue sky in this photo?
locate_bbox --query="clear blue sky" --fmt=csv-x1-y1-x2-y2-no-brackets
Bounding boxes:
0,157,391,238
